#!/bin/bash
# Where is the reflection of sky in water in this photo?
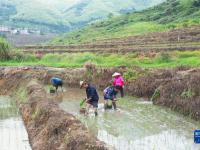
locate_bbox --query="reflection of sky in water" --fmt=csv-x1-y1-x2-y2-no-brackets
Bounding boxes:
0,96,31,150
97,130,198,150
0,118,31,150
60,88,200,150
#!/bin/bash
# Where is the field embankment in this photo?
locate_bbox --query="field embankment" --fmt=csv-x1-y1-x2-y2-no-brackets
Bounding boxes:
21,25,200,54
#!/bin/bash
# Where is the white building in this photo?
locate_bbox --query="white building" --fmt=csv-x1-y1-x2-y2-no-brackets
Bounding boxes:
19,29,29,35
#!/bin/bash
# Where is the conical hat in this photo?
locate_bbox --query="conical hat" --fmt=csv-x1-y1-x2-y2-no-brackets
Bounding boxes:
112,72,121,77
80,81,84,88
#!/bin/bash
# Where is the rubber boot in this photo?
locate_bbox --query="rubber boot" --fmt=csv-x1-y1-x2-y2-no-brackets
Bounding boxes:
112,102,117,110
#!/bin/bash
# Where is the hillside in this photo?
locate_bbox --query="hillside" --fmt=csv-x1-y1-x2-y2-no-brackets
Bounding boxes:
52,0,200,45
0,0,164,33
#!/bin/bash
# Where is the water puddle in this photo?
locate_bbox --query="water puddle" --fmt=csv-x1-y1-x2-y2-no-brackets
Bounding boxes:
0,96,31,150
59,88,200,150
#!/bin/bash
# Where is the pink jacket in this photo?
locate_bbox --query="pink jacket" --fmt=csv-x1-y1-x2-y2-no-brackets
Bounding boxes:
113,76,124,87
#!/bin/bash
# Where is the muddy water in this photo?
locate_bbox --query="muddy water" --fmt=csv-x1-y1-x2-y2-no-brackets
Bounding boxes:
0,96,31,150
59,88,200,150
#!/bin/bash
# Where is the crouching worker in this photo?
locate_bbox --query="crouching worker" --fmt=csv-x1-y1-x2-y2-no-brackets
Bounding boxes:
80,81,99,116
51,77,63,93
103,86,121,110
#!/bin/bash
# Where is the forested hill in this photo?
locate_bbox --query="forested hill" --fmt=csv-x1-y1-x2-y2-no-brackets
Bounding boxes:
52,0,200,45
0,0,164,33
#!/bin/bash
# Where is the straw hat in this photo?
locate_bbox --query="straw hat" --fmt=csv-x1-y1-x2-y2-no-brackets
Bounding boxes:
112,72,121,77
80,81,85,88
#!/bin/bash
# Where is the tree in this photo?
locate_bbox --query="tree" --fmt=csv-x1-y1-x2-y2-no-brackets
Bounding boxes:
193,0,200,7
108,13,114,19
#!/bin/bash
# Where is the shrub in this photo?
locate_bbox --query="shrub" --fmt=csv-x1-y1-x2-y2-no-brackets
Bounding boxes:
84,61,97,71
10,51,24,61
124,69,138,81
76,53,96,64
176,51,198,58
158,52,172,62
0,38,10,60
193,0,200,7
11,51,38,62
126,53,138,58
167,24,176,29
171,1,180,7
41,54,62,63
181,88,195,99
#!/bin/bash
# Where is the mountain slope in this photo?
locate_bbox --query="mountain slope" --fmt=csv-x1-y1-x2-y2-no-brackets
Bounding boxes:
52,0,200,44
0,0,79,32
0,0,164,33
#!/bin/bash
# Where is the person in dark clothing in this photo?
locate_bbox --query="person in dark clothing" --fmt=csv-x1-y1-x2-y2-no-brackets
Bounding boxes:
51,77,63,92
103,86,121,110
80,81,99,116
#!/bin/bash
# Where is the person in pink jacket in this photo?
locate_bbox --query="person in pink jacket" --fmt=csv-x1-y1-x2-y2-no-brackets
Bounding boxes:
112,72,124,97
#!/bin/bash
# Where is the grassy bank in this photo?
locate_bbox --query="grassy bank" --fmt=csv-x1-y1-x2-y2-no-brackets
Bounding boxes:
1,51,200,68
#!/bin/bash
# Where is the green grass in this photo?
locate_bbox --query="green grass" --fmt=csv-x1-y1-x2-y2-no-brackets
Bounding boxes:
52,0,200,45
0,37,11,60
2,51,200,68
15,87,28,104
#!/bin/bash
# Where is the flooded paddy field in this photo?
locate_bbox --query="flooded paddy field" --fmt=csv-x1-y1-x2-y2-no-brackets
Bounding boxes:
0,96,31,150
59,88,200,150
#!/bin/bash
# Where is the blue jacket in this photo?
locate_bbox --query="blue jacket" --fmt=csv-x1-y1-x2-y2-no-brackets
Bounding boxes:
104,86,118,100
86,85,99,102
51,77,63,86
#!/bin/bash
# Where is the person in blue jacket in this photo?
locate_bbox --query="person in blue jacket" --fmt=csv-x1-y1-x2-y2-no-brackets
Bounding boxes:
103,85,121,110
80,81,99,116
51,77,63,92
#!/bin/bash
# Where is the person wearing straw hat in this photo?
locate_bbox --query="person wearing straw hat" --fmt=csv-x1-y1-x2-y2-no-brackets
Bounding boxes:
80,81,99,116
112,72,125,97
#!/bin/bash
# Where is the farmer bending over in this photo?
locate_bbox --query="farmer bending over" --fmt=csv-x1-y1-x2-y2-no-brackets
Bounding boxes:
80,81,99,116
103,86,121,110
51,77,63,92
